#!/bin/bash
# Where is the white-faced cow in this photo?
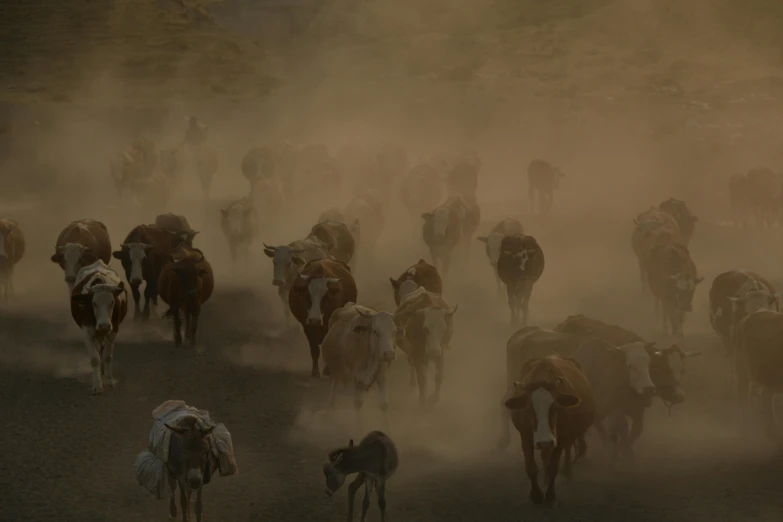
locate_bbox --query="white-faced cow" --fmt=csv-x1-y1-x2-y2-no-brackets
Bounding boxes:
220,198,257,266
527,159,564,216
389,259,443,307
70,260,128,394
477,218,525,294
51,219,112,291
0,218,25,301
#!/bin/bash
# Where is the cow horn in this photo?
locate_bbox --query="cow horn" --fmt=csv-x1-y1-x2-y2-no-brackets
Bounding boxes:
357,307,372,317
263,242,275,250
120,243,128,249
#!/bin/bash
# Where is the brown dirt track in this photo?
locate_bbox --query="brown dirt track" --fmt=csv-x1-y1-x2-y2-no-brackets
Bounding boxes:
1,189,783,522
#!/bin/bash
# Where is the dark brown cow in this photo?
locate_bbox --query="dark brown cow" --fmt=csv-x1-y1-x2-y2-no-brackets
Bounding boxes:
0,218,25,301
504,355,595,505
112,225,175,320
527,159,564,216
155,213,199,247
646,241,703,339
158,244,214,348
497,234,545,326
51,219,112,289
288,257,357,377
477,218,525,293
389,259,443,307
631,207,683,293
70,261,128,394
309,221,355,267
659,198,697,242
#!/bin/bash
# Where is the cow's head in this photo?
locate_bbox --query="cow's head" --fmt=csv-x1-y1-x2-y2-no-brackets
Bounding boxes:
169,230,199,248
618,341,657,400
170,256,207,303
299,273,340,325
73,282,125,336
221,205,253,237
476,233,504,267
264,243,305,286
417,305,457,357
504,380,580,451
165,420,215,490
727,290,782,316
504,248,536,271
668,273,704,311
323,439,354,497
354,309,397,363
112,243,154,285
649,344,701,405
51,243,94,286
422,206,451,240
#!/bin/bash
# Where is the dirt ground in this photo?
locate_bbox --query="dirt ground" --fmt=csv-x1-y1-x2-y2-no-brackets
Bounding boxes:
1,174,783,522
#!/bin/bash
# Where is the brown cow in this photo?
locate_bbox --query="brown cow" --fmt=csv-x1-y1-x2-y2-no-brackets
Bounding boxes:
112,225,175,320
389,259,443,307
70,261,128,394
288,257,358,377
0,218,25,301
308,221,355,267
497,234,545,326
504,355,595,505
477,218,525,294
659,198,697,242
631,207,683,292
51,219,112,289
158,244,214,348
527,159,564,216
646,241,703,339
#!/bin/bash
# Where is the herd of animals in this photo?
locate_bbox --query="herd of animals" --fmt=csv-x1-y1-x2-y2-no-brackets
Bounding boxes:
1,132,782,520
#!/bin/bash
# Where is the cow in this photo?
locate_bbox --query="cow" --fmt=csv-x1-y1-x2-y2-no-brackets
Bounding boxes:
0,218,25,301
745,166,780,228
477,218,525,294
112,225,174,321
318,210,361,250
646,240,703,339
734,310,783,439
389,259,443,307
70,261,128,394
344,192,385,269
728,173,752,227
241,145,277,184
393,287,457,406
527,159,564,216
155,213,199,247
288,257,357,377
158,244,214,348
709,270,780,385
421,195,480,275
445,158,479,201
263,238,329,324
659,198,697,242
503,354,595,505
51,219,112,290
631,207,683,292
496,234,545,326
220,198,257,265
308,221,355,267
399,164,443,219
321,303,397,422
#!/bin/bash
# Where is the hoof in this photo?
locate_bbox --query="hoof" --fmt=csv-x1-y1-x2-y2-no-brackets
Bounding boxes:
91,385,104,395
322,365,332,377
311,369,321,378
108,378,117,388
529,488,544,505
545,491,557,506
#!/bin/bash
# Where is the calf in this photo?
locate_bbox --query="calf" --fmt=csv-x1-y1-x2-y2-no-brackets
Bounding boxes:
393,288,457,405
158,245,214,348
323,431,399,522
496,234,545,326
398,164,443,219
477,218,525,293
504,355,595,505
527,159,564,216
112,224,174,320
263,238,329,324
51,219,112,290
309,221,355,267
220,198,257,265
288,257,357,377
659,198,697,242
646,242,703,339
70,261,128,394
0,218,25,301
322,304,397,422
389,259,443,307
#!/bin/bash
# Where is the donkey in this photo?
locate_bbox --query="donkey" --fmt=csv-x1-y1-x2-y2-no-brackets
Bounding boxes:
165,419,216,522
323,431,399,522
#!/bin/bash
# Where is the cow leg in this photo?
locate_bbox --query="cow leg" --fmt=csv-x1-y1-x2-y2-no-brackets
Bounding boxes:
172,308,183,347
179,481,190,522
506,285,518,326
520,286,534,327
195,485,204,522
168,472,178,519
188,311,200,348
626,409,644,457
497,402,512,450
544,446,563,505
83,328,103,395
131,283,142,320
377,478,387,522
360,477,372,522
103,331,118,387
414,363,428,407
279,286,291,326
347,472,365,522
563,445,573,480
305,329,322,378
522,437,543,504
430,354,444,404
142,280,156,321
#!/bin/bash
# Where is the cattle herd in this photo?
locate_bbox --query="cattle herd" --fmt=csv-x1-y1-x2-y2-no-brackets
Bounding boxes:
2,134,782,521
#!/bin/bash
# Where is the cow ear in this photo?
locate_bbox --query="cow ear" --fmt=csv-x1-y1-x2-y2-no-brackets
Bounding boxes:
50,253,62,263
263,248,275,258
112,250,124,260
389,278,398,289
352,324,370,334
504,392,529,410
476,236,488,243
421,212,433,220
113,282,125,296
555,393,581,409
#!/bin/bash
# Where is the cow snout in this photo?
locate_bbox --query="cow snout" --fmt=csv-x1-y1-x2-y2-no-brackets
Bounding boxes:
188,476,202,490
306,317,323,326
536,440,555,451
382,351,396,363
96,323,111,333
661,386,685,405
272,279,284,287
65,275,76,283
130,276,142,285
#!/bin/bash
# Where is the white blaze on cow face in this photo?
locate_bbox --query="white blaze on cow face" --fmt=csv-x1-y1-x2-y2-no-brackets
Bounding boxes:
122,242,153,285
267,246,300,286
531,387,556,446
514,250,531,270
89,284,122,334
370,311,397,363
60,243,90,284
620,342,656,396
398,280,420,302
304,276,340,325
